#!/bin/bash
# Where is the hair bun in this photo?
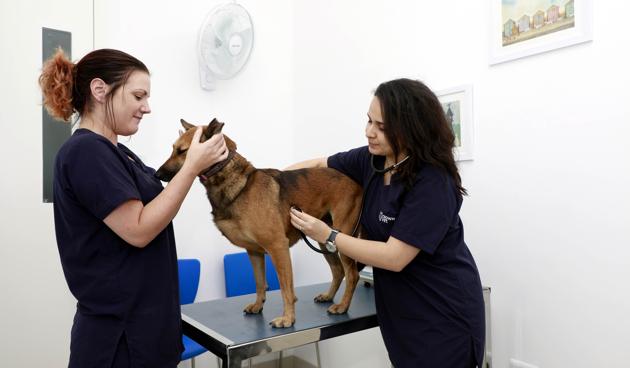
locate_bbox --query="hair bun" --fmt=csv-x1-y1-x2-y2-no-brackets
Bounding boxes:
39,48,75,121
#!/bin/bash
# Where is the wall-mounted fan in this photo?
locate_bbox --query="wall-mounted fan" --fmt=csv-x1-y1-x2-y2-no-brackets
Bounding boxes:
197,2,254,90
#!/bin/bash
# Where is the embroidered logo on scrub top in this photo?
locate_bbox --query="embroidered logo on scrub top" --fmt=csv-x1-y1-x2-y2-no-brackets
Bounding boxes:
378,211,395,224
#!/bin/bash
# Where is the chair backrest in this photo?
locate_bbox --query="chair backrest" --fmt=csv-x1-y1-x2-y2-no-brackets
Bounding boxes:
223,252,280,297
178,259,201,305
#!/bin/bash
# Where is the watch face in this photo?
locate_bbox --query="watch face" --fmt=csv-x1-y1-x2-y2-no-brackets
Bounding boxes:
325,242,336,253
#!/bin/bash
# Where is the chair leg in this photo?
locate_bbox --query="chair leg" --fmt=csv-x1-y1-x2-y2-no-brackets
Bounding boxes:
315,342,321,368
278,351,283,368
191,357,195,368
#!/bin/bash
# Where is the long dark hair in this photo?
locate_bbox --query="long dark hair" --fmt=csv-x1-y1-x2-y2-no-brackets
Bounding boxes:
39,48,149,123
374,78,467,196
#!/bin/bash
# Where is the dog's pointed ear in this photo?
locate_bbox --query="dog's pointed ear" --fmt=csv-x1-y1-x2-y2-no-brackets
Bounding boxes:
180,119,195,131
204,118,225,139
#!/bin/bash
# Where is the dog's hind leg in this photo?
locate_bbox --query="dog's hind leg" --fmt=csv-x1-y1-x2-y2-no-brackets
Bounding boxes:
327,253,359,314
267,242,296,328
325,201,361,314
314,249,344,303
243,250,267,314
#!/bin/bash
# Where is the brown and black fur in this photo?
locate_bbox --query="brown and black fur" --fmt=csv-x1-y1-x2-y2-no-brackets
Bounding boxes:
155,118,363,328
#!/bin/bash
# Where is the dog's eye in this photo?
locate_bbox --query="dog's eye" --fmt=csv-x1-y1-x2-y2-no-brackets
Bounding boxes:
177,148,188,154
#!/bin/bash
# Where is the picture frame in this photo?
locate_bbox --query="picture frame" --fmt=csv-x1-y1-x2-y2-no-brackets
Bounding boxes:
489,0,593,65
436,85,474,161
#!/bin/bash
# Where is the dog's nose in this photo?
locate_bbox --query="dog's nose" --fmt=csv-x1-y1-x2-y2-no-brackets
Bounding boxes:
154,168,171,182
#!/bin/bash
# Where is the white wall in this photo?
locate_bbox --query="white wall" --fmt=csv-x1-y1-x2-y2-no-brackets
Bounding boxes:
293,1,630,367
0,0,93,366
2,1,630,367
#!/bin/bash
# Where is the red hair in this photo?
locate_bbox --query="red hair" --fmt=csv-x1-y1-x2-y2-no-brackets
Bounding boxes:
39,48,74,121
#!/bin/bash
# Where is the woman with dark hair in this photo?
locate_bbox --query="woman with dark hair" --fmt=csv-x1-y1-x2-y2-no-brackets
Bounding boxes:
39,48,228,368
288,78,485,368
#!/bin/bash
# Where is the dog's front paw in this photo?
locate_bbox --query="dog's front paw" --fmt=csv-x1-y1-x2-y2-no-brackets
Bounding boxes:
243,302,264,314
313,293,334,303
327,303,349,314
269,316,295,328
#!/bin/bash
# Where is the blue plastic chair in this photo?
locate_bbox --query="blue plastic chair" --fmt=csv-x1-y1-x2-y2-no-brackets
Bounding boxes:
222,252,321,368
223,252,280,297
178,259,206,367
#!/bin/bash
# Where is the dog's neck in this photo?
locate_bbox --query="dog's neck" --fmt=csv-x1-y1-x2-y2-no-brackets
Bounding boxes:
199,150,236,182
200,153,256,215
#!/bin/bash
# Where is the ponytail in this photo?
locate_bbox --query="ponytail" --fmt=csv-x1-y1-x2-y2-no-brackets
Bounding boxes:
39,48,75,122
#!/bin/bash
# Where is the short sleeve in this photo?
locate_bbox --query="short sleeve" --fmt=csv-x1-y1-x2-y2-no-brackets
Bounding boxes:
390,167,457,255
327,146,371,186
63,138,140,220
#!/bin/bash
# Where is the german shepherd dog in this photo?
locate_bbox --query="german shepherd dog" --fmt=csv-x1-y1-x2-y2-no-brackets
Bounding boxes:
155,118,362,328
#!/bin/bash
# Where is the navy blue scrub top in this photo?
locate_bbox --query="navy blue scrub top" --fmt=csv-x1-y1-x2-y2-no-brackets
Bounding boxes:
53,129,183,368
328,146,485,368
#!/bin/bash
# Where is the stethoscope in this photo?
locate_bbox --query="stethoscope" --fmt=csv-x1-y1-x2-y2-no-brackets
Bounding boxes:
370,154,410,174
299,154,410,255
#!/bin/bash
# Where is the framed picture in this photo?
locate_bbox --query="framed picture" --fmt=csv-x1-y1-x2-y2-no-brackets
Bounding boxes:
489,0,593,65
436,85,474,161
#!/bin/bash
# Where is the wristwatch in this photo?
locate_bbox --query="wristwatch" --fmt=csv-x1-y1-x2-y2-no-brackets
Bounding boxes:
325,229,339,253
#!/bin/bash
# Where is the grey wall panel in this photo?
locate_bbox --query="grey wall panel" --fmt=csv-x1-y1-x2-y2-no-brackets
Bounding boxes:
42,28,72,203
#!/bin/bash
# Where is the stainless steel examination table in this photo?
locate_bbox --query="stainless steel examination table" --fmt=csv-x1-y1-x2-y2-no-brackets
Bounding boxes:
181,282,492,368
181,282,377,368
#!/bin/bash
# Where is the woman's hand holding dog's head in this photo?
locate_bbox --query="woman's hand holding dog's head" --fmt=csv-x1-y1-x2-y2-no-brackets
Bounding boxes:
183,127,229,175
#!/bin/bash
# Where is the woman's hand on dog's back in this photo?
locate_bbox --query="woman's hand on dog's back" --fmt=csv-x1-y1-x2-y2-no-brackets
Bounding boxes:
284,157,327,171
